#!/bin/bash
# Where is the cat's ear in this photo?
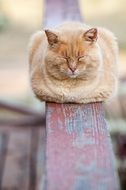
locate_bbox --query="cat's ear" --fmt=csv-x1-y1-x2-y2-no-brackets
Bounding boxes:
45,30,58,46
83,28,98,42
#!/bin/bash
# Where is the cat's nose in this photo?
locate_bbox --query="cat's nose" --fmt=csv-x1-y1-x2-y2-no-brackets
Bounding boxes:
69,66,77,73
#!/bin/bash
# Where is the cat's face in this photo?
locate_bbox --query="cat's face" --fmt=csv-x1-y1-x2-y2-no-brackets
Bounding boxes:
45,28,102,80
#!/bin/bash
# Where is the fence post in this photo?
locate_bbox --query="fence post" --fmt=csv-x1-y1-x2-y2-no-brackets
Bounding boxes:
42,0,120,189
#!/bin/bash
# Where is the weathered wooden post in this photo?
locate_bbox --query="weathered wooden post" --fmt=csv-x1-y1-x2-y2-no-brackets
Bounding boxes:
42,0,120,189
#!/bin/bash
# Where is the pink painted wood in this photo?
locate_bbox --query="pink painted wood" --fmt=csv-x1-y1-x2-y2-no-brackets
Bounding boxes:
45,103,119,190
43,0,83,28
43,0,120,189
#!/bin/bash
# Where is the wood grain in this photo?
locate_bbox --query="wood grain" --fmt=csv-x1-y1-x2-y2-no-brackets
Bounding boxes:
2,127,31,190
0,126,45,190
46,103,119,190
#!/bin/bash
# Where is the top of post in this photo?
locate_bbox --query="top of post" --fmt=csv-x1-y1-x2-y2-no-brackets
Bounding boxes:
43,0,83,28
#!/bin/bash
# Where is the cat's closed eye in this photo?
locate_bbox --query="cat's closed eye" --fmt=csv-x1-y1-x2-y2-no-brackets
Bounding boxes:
78,56,86,62
60,56,70,62
59,57,68,63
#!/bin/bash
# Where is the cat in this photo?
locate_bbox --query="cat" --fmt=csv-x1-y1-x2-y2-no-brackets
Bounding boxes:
29,22,118,103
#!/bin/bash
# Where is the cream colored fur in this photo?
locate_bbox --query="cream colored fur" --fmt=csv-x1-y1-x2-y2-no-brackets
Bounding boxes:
29,22,118,103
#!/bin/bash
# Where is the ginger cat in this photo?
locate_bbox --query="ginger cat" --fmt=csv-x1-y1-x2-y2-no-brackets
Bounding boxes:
29,22,118,103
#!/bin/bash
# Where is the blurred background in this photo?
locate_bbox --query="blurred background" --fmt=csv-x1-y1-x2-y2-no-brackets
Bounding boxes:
0,0,43,105
0,0,126,189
